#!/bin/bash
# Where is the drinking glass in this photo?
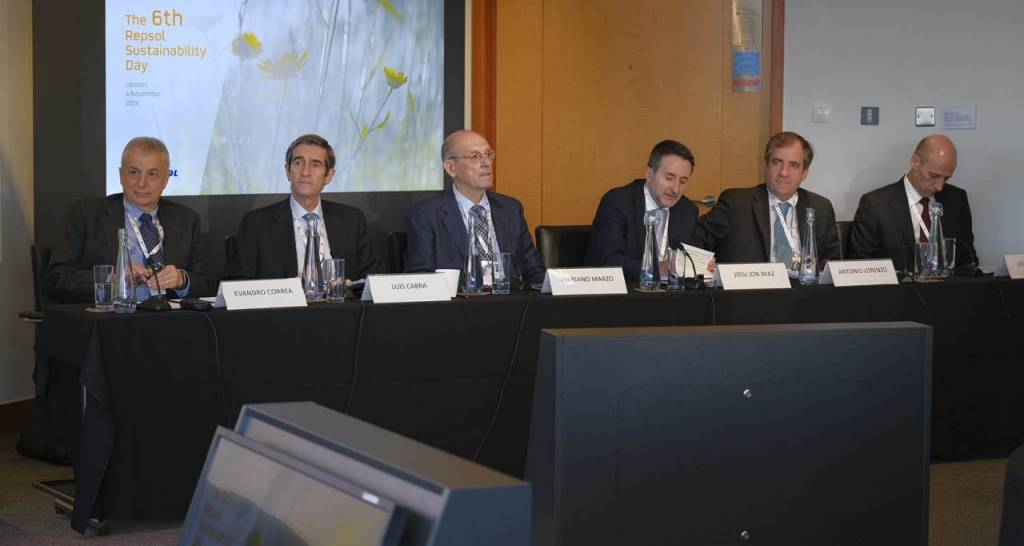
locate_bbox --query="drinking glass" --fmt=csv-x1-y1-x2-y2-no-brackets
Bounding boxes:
665,249,683,291
491,252,511,295
93,264,114,311
942,237,956,275
322,258,346,302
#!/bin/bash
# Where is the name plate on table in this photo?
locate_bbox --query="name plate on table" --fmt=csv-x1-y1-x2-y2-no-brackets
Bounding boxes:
819,259,898,286
1005,255,1024,279
361,273,450,303
216,278,307,310
541,267,627,296
712,263,791,290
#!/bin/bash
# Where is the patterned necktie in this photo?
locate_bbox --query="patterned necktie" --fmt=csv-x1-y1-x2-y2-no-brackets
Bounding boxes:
919,197,931,242
470,205,493,260
773,202,793,267
138,213,162,263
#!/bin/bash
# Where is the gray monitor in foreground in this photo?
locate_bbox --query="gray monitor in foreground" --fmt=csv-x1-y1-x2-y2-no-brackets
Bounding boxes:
527,322,932,546
235,402,530,546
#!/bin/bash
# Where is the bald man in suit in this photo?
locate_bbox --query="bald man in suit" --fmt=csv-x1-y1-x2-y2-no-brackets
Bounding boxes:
848,134,978,270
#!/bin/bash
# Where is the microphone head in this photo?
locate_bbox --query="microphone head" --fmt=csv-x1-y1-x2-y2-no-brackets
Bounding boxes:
145,256,164,272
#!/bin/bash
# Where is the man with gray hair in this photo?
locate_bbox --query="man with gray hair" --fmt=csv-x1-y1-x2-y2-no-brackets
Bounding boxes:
45,136,209,302
404,129,546,286
225,133,383,281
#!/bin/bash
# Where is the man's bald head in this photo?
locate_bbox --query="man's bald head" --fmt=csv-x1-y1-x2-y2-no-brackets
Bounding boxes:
908,134,958,198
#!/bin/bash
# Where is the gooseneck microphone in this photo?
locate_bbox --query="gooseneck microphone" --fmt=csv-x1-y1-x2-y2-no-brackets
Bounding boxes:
676,245,706,291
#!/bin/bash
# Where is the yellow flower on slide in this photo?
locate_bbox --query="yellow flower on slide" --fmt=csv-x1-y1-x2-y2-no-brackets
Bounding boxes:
384,67,408,89
231,33,262,59
259,51,309,79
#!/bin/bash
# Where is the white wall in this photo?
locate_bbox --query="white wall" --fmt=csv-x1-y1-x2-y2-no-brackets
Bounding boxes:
784,0,1024,267
0,0,36,404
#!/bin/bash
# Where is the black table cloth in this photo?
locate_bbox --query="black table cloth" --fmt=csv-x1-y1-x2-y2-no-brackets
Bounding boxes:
38,277,1024,531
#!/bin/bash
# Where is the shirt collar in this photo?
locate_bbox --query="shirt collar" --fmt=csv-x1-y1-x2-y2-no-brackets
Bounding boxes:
903,175,924,204
453,186,490,217
290,195,324,222
767,188,799,209
643,184,664,213
123,198,158,220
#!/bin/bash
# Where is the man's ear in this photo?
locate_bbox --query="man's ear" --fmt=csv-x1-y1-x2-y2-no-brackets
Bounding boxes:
442,159,456,178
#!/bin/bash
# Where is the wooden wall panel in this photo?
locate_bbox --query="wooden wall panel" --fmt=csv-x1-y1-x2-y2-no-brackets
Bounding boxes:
489,0,776,230
495,0,544,230
540,1,724,226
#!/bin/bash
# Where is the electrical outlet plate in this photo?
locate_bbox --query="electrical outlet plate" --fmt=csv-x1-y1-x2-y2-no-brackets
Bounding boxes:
915,106,936,127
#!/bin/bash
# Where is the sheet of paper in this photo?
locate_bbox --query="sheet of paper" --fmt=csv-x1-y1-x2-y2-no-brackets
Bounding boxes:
675,244,715,277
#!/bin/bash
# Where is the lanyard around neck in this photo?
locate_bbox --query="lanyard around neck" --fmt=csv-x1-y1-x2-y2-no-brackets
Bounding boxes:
773,201,798,251
127,213,164,260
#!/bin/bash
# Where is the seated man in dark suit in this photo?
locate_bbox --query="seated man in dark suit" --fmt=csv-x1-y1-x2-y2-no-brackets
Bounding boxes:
584,140,699,281
694,131,840,269
225,133,383,281
45,137,209,302
848,134,978,270
404,129,546,285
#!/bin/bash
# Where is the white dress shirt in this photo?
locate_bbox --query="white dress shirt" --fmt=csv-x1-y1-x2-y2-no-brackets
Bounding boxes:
643,186,670,260
290,196,332,274
903,176,930,241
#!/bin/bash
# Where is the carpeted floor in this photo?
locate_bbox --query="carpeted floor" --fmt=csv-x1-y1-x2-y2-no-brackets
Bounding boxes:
0,433,1010,545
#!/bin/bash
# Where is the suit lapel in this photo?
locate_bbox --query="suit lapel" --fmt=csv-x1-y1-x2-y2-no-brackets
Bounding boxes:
752,185,771,259
156,200,184,265
441,188,468,262
321,201,344,255
888,180,916,249
100,197,125,260
490,195,513,258
632,182,647,252
272,199,299,277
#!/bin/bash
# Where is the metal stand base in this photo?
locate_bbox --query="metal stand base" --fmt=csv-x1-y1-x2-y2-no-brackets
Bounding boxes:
32,479,110,536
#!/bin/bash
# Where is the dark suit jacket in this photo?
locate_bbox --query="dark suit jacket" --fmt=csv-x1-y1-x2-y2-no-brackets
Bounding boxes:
224,198,383,280
694,183,840,268
848,179,977,270
583,179,699,281
404,187,546,284
44,194,209,303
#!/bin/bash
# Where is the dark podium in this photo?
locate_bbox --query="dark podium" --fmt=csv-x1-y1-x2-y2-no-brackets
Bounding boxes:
527,322,931,546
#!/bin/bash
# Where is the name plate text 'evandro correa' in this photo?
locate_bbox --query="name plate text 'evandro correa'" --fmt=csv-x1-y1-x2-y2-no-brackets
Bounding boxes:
361,273,450,303
216,278,307,310
712,262,791,290
819,259,898,286
541,267,627,296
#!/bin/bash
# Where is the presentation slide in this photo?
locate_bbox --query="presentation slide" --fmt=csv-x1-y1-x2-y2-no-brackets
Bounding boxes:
105,0,444,196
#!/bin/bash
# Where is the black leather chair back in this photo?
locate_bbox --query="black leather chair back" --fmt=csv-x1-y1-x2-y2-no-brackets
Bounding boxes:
836,221,853,260
387,231,408,273
534,225,592,269
31,245,52,312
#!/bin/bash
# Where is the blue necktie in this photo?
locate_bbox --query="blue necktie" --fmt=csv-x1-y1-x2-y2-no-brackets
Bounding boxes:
470,205,493,260
138,213,162,261
773,202,793,267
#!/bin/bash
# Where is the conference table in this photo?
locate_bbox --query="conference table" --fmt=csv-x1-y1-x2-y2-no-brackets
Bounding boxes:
39,276,1024,530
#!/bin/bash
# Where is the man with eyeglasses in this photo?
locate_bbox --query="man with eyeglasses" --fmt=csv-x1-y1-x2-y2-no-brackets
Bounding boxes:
404,129,546,286
224,133,383,282
848,134,978,271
